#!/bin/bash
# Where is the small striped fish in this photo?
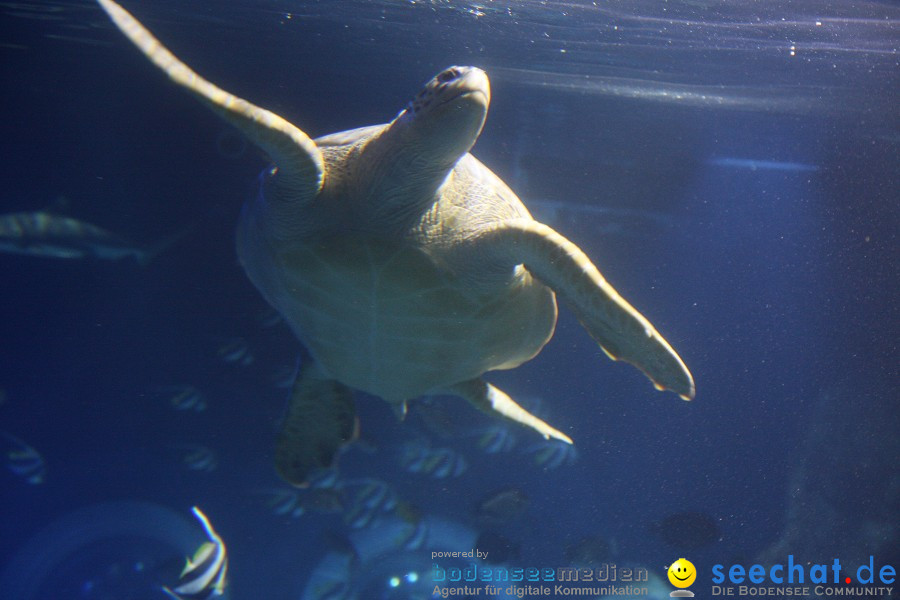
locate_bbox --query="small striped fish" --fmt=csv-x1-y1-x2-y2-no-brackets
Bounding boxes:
162,507,228,600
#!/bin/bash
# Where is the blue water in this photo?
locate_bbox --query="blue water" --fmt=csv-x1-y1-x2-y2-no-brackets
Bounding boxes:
0,1,897,599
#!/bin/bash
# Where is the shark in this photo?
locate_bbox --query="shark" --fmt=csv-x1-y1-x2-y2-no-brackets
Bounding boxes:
0,209,183,265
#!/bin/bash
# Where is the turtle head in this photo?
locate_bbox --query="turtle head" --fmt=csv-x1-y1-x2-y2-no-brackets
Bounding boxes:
390,66,490,168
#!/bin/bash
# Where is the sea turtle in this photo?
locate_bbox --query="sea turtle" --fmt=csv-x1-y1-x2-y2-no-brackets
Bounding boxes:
98,0,694,486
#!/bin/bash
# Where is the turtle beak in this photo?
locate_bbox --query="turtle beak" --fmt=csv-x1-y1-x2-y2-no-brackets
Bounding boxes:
379,66,491,179
412,66,491,163
438,67,490,111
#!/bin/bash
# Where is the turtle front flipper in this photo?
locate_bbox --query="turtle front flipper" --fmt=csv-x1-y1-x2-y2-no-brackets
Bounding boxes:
96,0,323,204
476,219,695,401
276,363,357,487
445,378,572,444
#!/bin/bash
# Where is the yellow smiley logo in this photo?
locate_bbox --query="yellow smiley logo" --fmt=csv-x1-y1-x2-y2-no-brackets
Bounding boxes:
667,558,697,588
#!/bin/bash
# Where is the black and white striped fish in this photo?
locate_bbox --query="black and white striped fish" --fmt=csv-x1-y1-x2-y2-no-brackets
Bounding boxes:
2,431,46,484
162,506,228,600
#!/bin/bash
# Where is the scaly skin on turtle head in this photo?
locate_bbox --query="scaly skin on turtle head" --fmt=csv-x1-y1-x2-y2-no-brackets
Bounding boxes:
388,66,491,172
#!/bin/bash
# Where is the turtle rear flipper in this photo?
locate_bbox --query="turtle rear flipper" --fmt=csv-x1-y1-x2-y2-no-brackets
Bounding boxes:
446,378,572,444
276,363,357,487
475,219,695,401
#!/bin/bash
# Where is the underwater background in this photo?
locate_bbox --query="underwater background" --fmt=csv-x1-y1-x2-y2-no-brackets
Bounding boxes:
0,1,897,598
